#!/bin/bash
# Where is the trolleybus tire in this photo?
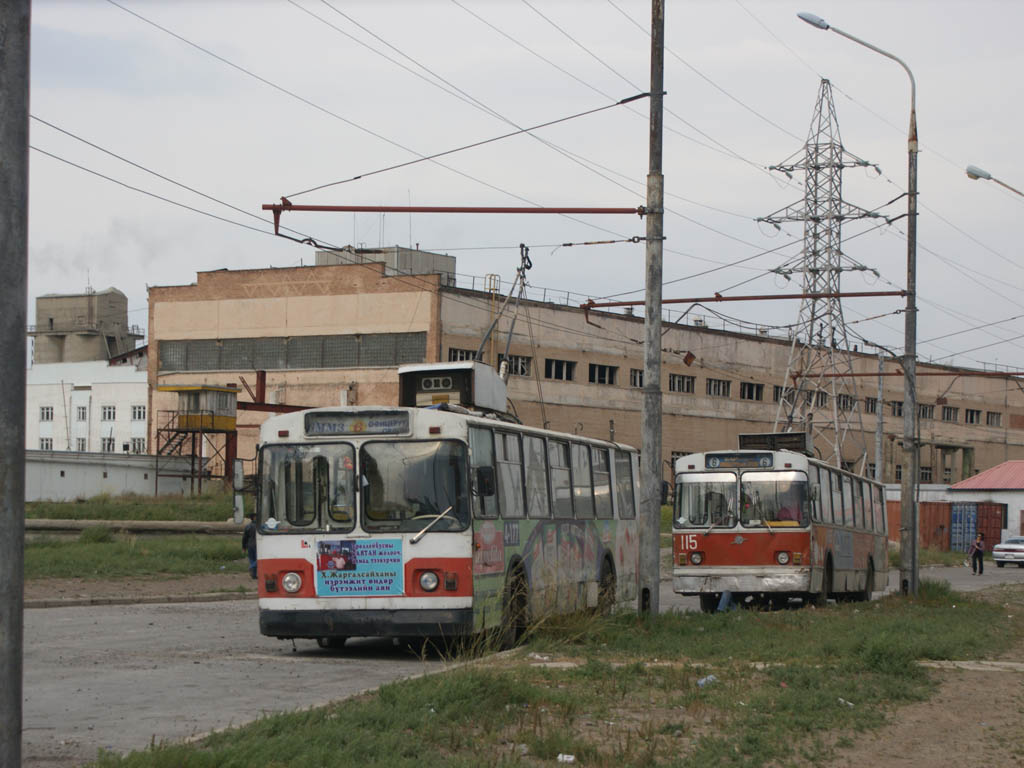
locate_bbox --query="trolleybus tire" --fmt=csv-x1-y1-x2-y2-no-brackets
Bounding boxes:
499,568,528,650
812,559,833,607
699,594,718,613
597,558,616,616
857,561,875,602
316,636,347,649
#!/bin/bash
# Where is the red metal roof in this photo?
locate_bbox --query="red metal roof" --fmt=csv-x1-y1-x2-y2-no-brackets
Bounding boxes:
951,460,1024,490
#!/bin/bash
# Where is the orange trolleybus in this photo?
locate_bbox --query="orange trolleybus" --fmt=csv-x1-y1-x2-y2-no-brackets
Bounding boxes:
672,444,888,611
251,363,640,647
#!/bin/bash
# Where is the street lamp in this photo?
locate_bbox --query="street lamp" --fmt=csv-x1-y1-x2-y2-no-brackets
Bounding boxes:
966,164,1024,198
798,11,920,596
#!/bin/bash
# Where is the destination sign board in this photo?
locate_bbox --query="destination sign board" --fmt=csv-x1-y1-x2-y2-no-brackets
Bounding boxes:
304,411,410,437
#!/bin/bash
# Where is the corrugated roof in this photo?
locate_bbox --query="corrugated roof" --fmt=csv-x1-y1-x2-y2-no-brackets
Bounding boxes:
951,460,1024,490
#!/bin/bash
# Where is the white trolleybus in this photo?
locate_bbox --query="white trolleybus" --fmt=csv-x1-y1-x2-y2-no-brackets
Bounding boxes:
251,362,640,647
672,434,888,611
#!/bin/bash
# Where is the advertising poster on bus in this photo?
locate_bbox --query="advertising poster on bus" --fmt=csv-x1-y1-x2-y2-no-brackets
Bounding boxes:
315,539,404,596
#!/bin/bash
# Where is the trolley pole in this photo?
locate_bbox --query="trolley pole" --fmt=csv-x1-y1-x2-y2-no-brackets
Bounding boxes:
0,2,31,765
639,0,665,616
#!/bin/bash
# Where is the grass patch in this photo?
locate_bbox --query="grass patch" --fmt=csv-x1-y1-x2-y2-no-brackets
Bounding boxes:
26,491,234,523
889,547,972,569
89,582,1024,767
26,533,246,579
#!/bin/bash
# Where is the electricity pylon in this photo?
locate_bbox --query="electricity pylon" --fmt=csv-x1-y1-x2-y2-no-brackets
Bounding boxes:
759,79,878,470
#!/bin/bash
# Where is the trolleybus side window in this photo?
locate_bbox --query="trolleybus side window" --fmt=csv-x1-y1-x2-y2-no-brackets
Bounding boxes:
571,442,595,519
495,431,525,519
360,440,470,532
861,479,873,531
592,447,613,519
549,440,573,519
469,427,498,519
817,466,833,523
523,434,551,519
614,450,637,519
830,469,844,525
872,483,885,533
841,475,854,528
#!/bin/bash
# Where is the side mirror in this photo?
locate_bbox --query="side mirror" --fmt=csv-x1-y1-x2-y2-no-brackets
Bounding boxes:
232,459,244,492
475,466,496,497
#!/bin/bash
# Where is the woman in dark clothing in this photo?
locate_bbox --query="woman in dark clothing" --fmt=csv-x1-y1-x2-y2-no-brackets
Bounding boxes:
968,532,985,575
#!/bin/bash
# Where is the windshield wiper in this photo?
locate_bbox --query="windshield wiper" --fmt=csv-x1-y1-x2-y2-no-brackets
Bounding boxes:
410,506,453,545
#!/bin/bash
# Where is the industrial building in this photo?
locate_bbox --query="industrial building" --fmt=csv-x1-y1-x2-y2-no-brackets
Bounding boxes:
147,250,1024,484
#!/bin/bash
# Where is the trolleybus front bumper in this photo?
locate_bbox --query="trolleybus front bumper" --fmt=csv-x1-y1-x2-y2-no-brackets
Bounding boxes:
673,566,811,595
260,607,474,640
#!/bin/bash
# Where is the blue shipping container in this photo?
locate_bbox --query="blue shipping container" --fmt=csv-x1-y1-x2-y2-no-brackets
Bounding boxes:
950,502,977,552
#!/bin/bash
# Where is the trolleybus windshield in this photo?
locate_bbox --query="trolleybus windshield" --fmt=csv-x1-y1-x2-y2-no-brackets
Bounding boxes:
360,440,469,533
674,471,738,528
260,443,357,532
738,470,808,527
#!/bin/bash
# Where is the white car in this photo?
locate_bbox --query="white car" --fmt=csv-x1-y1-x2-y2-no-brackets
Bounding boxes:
992,536,1024,568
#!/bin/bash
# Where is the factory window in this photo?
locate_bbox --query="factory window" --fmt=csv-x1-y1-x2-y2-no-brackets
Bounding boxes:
894,464,902,482
837,394,855,411
739,382,763,401
630,369,643,388
40,406,53,422
498,354,532,377
706,378,731,398
670,374,695,394
891,401,903,418
39,438,53,450
919,466,933,483
101,437,116,452
101,405,116,421
544,358,576,382
131,405,146,421
448,348,476,362
965,409,981,425
588,364,617,386
918,404,934,420
774,385,795,405
131,438,146,454
942,406,959,422
76,438,87,452
987,411,1002,427
864,397,877,415
76,406,87,421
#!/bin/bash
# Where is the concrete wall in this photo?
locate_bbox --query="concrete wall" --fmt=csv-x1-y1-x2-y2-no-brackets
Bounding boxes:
25,451,191,502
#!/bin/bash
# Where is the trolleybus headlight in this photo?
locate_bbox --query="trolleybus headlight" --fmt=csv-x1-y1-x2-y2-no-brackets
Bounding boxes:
690,552,704,565
282,572,303,593
419,571,440,592
776,551,791,566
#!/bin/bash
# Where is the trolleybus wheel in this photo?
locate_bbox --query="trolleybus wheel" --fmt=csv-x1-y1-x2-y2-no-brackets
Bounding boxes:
597,558,616,616
499,568,528,649
857,561,874,602
811,560,833,607
316,636,347,649
699,594,718,613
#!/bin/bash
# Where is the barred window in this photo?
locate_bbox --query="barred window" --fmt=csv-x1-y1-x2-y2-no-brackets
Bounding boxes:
987,411,1002,427
965,408,981,425
864,397,877,415
942,406,958,422
739,382,763,401
448,347,477,362
498,354,532,377
774,385,795,404
918,404,934,420
545,359,575,381
669,374,694,393
706,378,731,398
837,394,855,411
588,364,617,385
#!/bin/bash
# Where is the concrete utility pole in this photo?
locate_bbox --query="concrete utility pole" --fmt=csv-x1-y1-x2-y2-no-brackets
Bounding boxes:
639,0,664,616
0,2,31,765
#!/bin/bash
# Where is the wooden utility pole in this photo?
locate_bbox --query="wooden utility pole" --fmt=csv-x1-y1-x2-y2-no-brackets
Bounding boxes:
639,0,664,615
0,2,31,765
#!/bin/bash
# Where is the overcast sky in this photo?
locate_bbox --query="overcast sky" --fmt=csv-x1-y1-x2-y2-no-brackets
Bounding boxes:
27,0,1024,372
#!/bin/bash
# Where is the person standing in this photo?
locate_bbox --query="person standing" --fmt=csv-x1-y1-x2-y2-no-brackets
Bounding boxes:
968,532,985,575
242,512,258,579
